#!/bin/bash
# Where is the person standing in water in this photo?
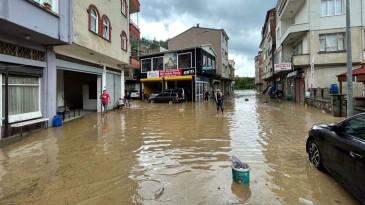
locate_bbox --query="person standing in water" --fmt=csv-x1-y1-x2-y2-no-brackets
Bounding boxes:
214,89,224,114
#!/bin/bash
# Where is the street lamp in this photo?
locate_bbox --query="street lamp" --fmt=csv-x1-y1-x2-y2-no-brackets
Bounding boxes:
194,30,208,101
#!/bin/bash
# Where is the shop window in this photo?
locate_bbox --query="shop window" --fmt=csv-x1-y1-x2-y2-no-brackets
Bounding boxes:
2,75,41,122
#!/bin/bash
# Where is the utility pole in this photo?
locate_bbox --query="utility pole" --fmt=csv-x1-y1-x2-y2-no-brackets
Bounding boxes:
346,0,353,116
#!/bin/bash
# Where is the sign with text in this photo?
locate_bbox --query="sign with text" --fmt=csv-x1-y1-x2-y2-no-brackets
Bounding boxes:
147,71,159,78
159,69,182,77
182,68,195,76
274,63,292,71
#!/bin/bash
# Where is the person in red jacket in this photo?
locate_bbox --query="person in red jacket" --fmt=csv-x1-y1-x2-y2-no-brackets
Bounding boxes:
100,90,111,114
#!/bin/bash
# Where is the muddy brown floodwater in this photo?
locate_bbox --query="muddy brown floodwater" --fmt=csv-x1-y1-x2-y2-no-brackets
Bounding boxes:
0,90,361,205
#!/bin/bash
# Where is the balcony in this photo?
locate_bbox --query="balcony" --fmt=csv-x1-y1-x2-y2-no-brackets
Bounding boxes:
277,0,306,20
279,23,309,46
292,54,309,67
129,19,140,42
129,56,140,69
129,0,140,14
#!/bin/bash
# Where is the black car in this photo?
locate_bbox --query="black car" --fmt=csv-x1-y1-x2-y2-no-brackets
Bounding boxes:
150,92,182,103
306,113,365,204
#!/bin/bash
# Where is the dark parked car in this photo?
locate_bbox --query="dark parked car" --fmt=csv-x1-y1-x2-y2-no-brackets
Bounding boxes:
306,113,365,204
148,91,162,101
151,92,182,103
164,88,185,100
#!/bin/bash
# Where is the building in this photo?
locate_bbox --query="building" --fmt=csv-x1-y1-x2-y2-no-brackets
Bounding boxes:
275,0,365,104
0,0,72,138
0,0,141,138
254,52,264,92
136,45,217,101
259,8,277,96
54,0,140,113
168,26,234,96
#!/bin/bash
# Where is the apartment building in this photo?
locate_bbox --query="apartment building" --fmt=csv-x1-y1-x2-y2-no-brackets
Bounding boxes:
0,0,72,138
275,0,365,103
168,26,234,96
254,52,263,92
54,0,140,113
259,8,278,96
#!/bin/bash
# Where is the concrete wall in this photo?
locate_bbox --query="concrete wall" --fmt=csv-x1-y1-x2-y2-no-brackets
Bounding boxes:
73,0,129,64
0,0,71,44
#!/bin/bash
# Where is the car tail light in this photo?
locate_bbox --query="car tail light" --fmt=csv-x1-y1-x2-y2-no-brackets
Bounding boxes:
176,95,179,100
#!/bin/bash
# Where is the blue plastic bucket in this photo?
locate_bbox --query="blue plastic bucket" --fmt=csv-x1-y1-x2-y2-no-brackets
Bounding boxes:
53,115,62,127
232,165,250,184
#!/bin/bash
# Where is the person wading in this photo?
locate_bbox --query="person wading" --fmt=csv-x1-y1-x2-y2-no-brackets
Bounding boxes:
100,90,111,115
215,89,224,114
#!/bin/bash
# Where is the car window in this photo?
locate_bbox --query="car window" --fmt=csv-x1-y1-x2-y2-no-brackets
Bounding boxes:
341,115,365,140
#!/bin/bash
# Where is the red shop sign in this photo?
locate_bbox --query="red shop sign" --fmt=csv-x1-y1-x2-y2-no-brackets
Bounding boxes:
159,69,182,77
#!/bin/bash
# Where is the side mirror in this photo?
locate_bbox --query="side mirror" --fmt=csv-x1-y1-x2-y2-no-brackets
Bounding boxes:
328,123,339,132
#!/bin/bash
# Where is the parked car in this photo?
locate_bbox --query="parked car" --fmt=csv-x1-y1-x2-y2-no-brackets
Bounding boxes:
130,90,139,99
148,91,162,101
164,88,185,100
306,113,365,204
151,92,183,103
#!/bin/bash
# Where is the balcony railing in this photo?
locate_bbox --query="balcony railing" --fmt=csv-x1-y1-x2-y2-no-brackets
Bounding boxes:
279,23,309,46
292,54,309,67
130,19,140,31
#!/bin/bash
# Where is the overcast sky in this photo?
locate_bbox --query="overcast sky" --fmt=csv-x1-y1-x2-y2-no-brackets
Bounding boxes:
137,0,277,77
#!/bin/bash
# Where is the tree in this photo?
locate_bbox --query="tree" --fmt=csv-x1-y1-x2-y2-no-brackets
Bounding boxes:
234,77,255,89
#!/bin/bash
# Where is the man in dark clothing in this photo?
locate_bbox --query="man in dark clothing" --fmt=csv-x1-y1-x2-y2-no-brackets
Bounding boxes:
214,89,224,114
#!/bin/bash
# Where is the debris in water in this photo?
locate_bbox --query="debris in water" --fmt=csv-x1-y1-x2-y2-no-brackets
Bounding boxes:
154,187,164,198
245,98,249,101
299,197,315,205
230,155,249,169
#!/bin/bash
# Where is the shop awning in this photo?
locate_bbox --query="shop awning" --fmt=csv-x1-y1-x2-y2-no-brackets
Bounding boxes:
164,76,192,81
336,66,365,82
140,77,163,82
336,66,365,94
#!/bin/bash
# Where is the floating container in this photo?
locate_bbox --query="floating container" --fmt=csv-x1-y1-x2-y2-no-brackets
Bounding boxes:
53,115,63,127
232,164,250,184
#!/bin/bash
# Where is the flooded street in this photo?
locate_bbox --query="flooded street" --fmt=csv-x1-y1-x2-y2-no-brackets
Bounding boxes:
0,90,360,205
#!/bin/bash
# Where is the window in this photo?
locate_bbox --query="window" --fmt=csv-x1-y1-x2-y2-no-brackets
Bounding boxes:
321,0,343,17
293,41,303,55
319,33,345,52
121,32,127,50
341,115,365,140
141,59,151,73
178,53,192,68
2,76,41,121
152,57,164,71
121,0,127,16
90,9,98,33
103,18,110,40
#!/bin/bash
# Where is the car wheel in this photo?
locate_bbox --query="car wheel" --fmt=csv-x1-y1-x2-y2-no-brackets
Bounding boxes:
169,100,173,104
151,100,154,103
308,139,323,170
